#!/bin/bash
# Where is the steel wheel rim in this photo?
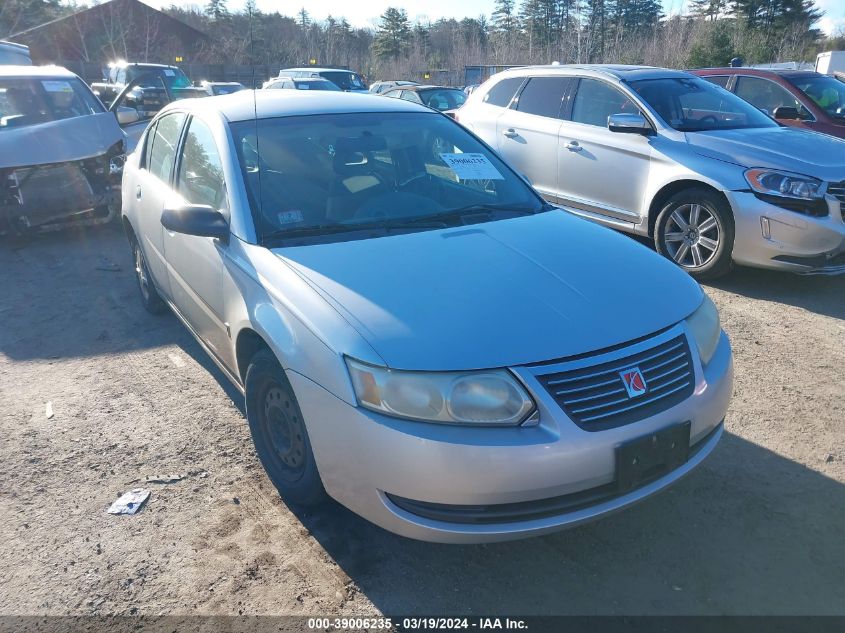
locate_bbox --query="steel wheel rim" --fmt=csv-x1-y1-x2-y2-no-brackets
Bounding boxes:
663,203,720,269
262,384,306,476
134,245,150,301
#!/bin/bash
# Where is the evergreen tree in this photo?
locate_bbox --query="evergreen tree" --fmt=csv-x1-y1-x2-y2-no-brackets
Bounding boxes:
297,7,311,28
373,7,411,59
492,0,519,32
204,0,229,20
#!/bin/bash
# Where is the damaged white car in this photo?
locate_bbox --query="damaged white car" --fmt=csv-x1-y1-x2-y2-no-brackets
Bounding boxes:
0,65,125,234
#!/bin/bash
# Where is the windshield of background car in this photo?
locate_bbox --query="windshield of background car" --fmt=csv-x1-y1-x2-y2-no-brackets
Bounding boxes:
420,89,467,110
0,77,104,130
230,111,544,244
630,76,778,131
127,67,191,90
319,71,366,90
212,84,243,95
295,80,341,91
790,75,845,118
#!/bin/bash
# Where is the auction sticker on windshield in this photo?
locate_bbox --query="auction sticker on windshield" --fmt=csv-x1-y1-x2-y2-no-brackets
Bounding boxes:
440,153,504,180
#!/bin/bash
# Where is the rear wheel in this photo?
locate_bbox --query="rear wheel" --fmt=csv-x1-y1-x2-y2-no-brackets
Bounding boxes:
655,188,734,280
132,239,167,314
245,349,326,506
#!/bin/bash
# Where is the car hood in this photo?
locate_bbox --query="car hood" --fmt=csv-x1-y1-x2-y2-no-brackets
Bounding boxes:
686,127,845,180
0,111,123,169
272,211,703,371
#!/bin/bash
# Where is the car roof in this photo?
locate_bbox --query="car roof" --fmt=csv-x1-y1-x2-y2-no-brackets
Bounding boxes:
694,67,823,80
0,64,77,79
111,62,176,69
500,64,690,82
166,89,432,123
400,85,460,92
280,67,355,73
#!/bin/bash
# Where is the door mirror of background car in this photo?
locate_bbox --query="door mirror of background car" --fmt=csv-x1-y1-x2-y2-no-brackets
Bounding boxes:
608,113,652,135
772,106,800,120
116,106,140,126
161,204,229,242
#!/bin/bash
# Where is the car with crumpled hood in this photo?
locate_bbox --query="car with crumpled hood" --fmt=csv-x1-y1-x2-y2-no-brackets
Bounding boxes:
0,65,125,234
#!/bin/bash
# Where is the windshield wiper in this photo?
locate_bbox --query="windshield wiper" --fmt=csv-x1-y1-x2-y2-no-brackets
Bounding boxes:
261,218,448,243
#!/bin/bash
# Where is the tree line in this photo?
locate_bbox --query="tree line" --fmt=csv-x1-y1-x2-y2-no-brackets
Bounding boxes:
2,0,843,83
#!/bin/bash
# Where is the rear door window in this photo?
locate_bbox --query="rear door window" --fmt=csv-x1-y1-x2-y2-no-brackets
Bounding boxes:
147,112,187,184
571,78,638,127
483,76,524,107
515,77,571,119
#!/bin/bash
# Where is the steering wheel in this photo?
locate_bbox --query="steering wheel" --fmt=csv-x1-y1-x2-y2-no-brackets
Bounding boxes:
699,115,719,125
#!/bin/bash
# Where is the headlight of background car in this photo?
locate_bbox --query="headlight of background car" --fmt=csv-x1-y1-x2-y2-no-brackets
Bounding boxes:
346,358,535,426
685,294,721,366
745,168,823,200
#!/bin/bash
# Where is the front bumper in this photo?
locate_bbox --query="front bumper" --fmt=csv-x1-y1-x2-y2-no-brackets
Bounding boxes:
291,325,733,543
727,191,845,275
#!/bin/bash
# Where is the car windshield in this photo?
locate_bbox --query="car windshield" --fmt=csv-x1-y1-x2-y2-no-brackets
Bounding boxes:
630,76,778,132
790,75,845,119
319,71,366,90
296,80,340,91
420,89,467,110
0,76,104,130
127,67,192,90
231,111,546,244
212,84,243,95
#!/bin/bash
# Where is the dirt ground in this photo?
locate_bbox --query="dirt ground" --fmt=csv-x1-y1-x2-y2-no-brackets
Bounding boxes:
0,225,843,617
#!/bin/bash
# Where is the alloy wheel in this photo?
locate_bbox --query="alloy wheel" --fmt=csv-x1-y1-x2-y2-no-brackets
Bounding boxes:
663,203,721,269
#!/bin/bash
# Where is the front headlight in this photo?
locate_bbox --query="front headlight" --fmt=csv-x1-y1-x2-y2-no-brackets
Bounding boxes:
685,294,721,366
345,358,535,426
745,168,823,200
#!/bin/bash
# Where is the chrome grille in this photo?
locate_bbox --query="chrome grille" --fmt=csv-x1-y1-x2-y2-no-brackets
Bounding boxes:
828,182,845,204
538,335,695,431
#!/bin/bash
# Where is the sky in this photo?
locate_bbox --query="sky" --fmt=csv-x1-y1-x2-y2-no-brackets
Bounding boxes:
143,0,845,35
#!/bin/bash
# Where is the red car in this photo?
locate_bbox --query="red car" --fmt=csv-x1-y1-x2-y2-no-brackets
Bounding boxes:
691,68,845,140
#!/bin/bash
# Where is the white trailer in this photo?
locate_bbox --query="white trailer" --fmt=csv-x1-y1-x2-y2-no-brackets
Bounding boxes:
816,51,845,75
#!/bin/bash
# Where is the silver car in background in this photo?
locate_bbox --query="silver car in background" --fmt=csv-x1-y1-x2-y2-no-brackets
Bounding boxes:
121,90,732,542
457,65,845,278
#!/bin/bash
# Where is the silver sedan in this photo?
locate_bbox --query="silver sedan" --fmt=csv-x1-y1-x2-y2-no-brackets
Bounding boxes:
121,90,733,542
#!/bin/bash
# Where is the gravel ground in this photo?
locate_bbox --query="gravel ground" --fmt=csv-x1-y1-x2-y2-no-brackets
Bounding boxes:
0,225,843,617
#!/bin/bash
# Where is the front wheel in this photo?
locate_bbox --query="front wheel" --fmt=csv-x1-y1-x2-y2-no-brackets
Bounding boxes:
655,188,734,280
245,349,326,506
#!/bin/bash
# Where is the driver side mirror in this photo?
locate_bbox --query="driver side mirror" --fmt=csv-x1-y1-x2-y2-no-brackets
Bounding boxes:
608,113,652,135
115,105,140,125
161,204,229,242
772,106,800,120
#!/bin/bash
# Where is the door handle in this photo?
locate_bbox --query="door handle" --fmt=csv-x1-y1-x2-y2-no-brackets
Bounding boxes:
565,141,583,152
136,186,142,199
502,128,518,138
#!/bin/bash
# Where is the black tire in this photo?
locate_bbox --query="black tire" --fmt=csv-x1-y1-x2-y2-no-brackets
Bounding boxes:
131,238,168,314
655,187,735,280
245,349,326,506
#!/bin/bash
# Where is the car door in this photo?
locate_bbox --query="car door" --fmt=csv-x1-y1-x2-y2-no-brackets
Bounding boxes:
557,77,652,223
462,75,525,142
495,76,572,202
163,115,234,367
134,111,187,300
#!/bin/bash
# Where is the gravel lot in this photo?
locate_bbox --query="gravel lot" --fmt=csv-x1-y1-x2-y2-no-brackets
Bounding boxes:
0,225,843,617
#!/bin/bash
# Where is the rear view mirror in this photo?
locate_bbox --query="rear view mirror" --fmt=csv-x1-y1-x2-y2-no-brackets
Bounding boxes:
161,204,229,242
116,106,140,125
773,106,800,120
608,113,652,135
